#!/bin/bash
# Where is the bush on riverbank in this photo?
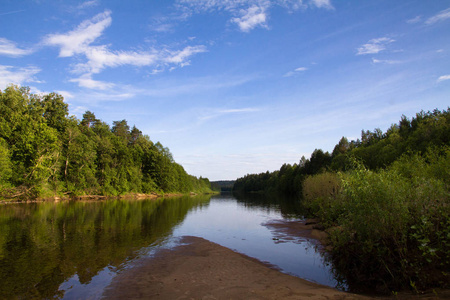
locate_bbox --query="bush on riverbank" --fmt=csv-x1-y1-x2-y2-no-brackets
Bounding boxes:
303,148,450,293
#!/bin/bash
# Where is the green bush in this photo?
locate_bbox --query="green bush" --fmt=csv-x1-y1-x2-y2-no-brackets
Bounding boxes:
303,149,450,293
302,172,341,227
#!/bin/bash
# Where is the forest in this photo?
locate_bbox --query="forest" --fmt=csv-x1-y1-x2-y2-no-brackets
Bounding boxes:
233,108,449,196
0,85,212,200
234,108,449,293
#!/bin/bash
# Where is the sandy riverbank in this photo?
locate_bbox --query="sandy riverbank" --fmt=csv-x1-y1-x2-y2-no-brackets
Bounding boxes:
103,235,375,300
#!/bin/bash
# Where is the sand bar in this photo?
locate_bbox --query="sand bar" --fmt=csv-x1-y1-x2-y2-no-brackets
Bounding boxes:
103,236,376,299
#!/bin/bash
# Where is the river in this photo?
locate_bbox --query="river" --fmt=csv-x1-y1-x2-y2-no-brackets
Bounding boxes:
0,193,339,299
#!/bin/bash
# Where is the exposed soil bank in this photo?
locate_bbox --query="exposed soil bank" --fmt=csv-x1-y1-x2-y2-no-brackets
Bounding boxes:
0,191,217,204
103,236,374,300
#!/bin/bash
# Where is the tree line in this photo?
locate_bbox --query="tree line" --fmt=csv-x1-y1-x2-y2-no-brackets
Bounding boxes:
0,85,212,200
233,107,449,292
233,108,449,196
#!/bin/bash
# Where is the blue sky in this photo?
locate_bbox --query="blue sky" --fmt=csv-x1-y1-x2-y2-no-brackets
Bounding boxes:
1,0,449,181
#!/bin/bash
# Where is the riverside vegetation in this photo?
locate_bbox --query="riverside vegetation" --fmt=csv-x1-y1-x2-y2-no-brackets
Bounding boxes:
0,85,212,201
234,108,449,293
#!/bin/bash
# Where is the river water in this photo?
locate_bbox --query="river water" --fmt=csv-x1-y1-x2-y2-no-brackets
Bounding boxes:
0,193,339,299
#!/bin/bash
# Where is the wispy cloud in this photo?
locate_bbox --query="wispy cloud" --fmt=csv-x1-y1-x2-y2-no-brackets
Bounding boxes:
176,0,333,32
372,58,400,65
55,90,75,99
163,45,207,65
43,10,207,89
437,74,450,83
406,15,421,24
357,37,395,55
0,38,33,57
199,107,261,121
0,9,25,17
69,74,114,90
283,66,308,77
43,10,112,57
149,16,177,33
310,0,334,10
74,46,159,74
0,65,41,88
140,74,258,98
77,0,100,10
232,5,268,32
425,7,450,25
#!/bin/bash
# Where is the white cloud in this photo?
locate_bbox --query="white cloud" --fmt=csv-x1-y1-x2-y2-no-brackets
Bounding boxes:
77,0,100,10
199,107,261,121
425,7,450,25
0,38,33,57
177,0,333,32
55,90,75,99
372,58,400,64
177,0,256,12
69,105,89,117
357,37,395,55
43,10,112,57
0,9,25,17
43,10,207,89
150,22,174,33
406,15,421,24
283,66,308,77
232,5,268,32
69,74,114,90
219,107,260,113
163,45,208,65
79,46,159,74
84,91,136,101
0,65,41,88
310,0,333,10
437,75,450,83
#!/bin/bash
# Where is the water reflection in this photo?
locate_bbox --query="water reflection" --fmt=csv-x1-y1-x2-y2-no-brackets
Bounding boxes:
234,192,306,218
0,196,210,299
173,194,336,288
0,193,339,299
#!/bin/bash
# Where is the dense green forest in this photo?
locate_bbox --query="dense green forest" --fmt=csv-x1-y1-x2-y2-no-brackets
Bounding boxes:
233,108,449,196
234,108,449,293
0,85,212,200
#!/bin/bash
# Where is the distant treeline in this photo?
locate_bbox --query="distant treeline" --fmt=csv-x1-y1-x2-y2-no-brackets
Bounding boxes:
211,180,235,192
0,85,212,200
233,108,450,196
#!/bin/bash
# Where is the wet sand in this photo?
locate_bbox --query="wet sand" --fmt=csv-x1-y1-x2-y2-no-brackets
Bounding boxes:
103,236,374,299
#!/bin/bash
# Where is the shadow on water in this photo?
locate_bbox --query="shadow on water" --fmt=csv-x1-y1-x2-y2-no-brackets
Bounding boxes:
233,191,307,218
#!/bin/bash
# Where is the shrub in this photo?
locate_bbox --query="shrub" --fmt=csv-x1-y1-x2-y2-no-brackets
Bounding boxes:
302,172,341,226
303,149,450,293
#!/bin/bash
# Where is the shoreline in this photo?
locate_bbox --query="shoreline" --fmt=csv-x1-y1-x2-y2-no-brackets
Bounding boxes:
103,235,375,300
102,228,450,300
0,191,218,204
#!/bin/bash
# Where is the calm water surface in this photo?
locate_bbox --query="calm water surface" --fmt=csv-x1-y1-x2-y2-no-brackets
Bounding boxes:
0,194,338,299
